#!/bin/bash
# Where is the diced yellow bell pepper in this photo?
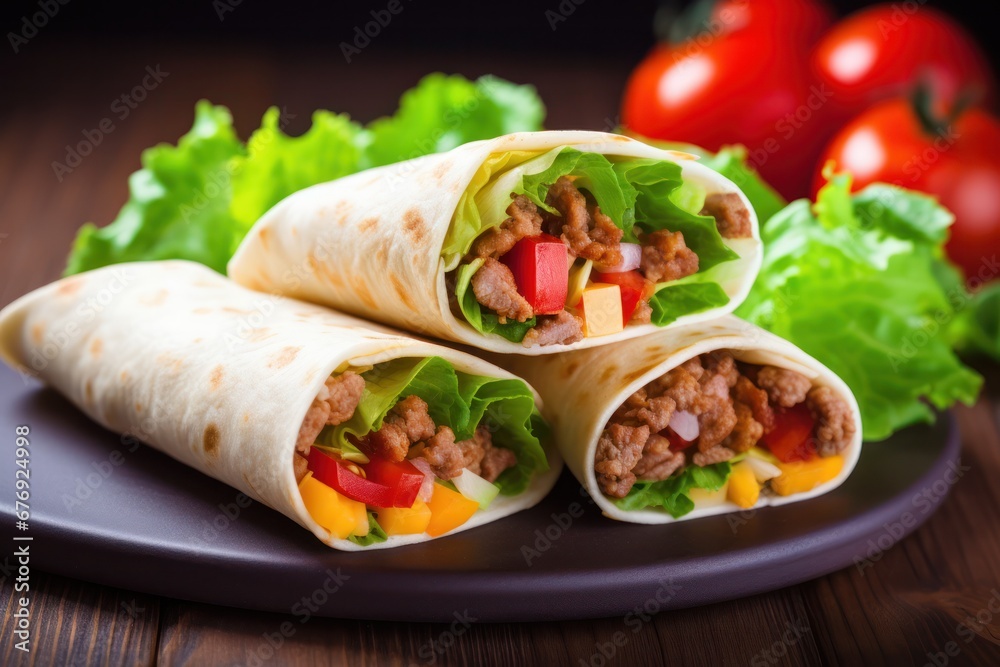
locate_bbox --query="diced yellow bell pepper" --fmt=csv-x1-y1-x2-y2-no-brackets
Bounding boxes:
566,260,593,308
581,283,624,337
727,461,760,509
298,472,368,539
771,455,845,496
376,499,432,536
425,484,480,537
688,483,729,508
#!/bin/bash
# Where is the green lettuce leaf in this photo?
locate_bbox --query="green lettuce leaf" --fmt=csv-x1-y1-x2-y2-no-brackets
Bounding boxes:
65,102,246,275
521,149,634,237
65,74,545,275
622,138,787,225
613,159,738,270
320,356,548,495
736,174,982,440
364,73,545,169
453,259,537,343
348,512,388,546
229,107,366,232
648,280,730,327
615,462,731,517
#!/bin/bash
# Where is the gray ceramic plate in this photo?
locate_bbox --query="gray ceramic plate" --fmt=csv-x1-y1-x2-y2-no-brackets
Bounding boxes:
0,365,958,622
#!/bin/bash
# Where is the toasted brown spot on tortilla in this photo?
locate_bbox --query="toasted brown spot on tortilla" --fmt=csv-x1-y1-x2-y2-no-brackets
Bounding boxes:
57,277,84,296
135,402,143,412
248,328,274,342
89,338,103,358
85,381,93,402
332,201,353,227
203,424,221,457
359,217,378,232
221,307,251,315
562,360,581,379
120,370,129,382
599,366,618,383
269,346,301,369
30,323,44,345
375,246,388,263
156,352,184,372
351,276,377,308
193,308,212,314
193,337,203,344
403,209,426,242
624,365,657,385
193,281,220,288
243,413,251,423
258,228,270,249
390,274,415,310
433,162,449,180
209,365,224,390
139,289,168,307
291,226,298,237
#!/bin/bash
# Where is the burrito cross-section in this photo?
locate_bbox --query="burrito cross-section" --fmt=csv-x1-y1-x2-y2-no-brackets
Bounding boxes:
0,261,561,549
228,131,762,355
498,316,862,524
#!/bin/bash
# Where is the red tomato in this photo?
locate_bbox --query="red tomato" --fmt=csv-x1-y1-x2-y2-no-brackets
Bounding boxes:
593,269,649,326
307,448,395,507
812,6,995,126
711,0,834,47
500,234,568,315
363,456,423,508
622,0,836,199
815,97,1000,280
762,403,817,463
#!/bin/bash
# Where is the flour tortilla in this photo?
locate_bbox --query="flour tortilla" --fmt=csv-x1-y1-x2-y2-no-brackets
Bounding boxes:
0,260,561,549
495,316,862,523
228,131,762,355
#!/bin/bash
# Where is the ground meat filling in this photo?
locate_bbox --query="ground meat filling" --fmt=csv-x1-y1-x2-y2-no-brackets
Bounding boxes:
472,258,533,323
641,230,699,283
545,177,624,266
807,387,856,456
295,378,518,486
522,311,584,348
701,193,753,239
471,195,544,258
594,352,854,499
295,372,365,455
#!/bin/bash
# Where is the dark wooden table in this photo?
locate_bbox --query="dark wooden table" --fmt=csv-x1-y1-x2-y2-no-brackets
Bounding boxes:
2,41,1000,666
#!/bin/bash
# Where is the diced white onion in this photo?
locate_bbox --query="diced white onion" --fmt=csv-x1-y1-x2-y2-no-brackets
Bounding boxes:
409,457,436,502
596,243,642,273
744,457,782,483
669,410,700,441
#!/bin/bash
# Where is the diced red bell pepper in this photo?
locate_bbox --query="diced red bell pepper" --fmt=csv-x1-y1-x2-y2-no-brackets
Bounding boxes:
363,456,423,508
761,403,818,463
307,448,395,508
500,234,568,315
665,428,696,452
594,270,648,326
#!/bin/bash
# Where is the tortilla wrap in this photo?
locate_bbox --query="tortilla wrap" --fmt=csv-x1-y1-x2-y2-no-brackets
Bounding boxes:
0,260,561,550
495,316,862,523
228,131,762,355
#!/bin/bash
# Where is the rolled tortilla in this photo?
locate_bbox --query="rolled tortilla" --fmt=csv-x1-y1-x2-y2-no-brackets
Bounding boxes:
228,131,762,355
0,260,561,550
496,316,862,523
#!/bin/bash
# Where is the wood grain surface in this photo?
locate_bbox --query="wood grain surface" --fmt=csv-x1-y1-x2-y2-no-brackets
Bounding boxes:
2,42,1000,666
